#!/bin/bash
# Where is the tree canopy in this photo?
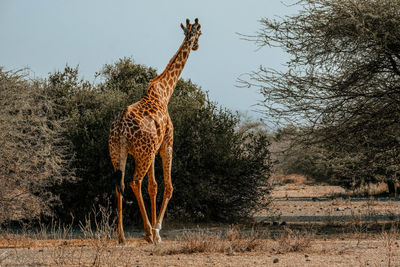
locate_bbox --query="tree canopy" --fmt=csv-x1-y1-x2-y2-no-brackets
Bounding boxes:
243,0,400,189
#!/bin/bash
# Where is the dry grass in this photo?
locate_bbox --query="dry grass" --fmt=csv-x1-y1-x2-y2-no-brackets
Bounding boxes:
1,224,399,266
1,181,400,266
273,228,313,254
0,200,118,267
381,225,399,267
269,174,309,185
152,226,313,256
350,182,389,196
152,227,265,255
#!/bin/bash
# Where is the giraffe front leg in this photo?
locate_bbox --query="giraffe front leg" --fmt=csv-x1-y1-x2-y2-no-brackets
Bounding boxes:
147,161,159,240
153,141,174,244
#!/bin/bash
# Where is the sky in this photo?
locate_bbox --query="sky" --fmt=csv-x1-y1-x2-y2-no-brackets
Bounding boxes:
0,0,299,120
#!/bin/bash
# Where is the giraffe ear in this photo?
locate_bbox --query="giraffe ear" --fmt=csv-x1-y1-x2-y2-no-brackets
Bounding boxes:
181,23,187,35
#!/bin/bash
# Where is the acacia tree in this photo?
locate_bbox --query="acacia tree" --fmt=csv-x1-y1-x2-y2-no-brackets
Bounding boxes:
0,68,73,224
242,0,400,191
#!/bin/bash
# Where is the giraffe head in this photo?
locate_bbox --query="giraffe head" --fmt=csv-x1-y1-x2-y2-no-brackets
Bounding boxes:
180,18,202,51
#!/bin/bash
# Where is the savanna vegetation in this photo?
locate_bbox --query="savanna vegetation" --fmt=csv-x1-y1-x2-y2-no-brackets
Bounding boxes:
2,0,400,230
2,1,400,266
1,0,399,237
0,58,271,226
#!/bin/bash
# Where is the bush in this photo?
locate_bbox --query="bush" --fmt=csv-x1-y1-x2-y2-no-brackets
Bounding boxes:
170,99,271,221
270,126,331,183
0,68,73,224
47,65,130,222
50,59,271,224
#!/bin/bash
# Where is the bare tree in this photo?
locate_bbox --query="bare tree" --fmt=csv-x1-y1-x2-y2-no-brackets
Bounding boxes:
242,0,400,190
0,68,73,224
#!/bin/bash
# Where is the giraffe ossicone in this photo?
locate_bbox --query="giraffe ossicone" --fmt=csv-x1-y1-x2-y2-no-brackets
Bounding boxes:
109,18,202,244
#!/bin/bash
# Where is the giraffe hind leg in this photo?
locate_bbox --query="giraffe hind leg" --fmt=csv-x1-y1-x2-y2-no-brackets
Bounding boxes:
113,164,126,244
112,136,128,194
113,170,124,195
116,185,125,243
110,141,128,244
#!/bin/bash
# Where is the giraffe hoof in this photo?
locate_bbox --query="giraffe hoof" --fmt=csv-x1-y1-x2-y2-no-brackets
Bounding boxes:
144,233,154,244
154,236,162,245
152,229,162,245
118,236,126,244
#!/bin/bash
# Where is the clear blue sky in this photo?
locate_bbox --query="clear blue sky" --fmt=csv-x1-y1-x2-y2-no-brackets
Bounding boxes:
0,0,298,119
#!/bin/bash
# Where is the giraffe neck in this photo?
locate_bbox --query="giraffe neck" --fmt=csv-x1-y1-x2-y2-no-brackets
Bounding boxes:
145,35,195,107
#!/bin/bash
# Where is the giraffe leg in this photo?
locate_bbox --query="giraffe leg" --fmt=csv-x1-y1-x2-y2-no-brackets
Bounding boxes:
129,160,154,243
147,160,159,241
115,185,125,244
112,147,127,244
154,143,173,244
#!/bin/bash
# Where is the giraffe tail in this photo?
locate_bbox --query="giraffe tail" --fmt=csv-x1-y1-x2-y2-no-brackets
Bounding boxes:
113,170,124,196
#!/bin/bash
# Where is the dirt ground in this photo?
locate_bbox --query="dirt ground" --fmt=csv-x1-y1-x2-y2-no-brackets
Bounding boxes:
256,176,400,225
1,176,400,267
0,237,399,266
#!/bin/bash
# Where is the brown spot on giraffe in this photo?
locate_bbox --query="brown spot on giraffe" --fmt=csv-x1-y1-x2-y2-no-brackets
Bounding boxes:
108,18,202,244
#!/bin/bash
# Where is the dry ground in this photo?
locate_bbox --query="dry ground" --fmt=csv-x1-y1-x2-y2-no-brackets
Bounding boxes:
1,175,400,267
0,235,399,267
257,175,400,225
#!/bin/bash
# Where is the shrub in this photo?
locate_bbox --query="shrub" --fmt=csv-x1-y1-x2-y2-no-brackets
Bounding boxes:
48,59,271,224
0,68,73,224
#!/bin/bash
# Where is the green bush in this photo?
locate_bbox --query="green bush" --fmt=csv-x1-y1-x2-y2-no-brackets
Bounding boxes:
48,58,271,224
170,100,271,221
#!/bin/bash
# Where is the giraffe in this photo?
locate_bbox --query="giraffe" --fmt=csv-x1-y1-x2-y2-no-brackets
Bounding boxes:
108,18,202,244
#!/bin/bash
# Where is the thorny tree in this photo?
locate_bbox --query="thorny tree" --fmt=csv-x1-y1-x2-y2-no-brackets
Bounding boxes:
242,0,400,191
0,68,73,224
